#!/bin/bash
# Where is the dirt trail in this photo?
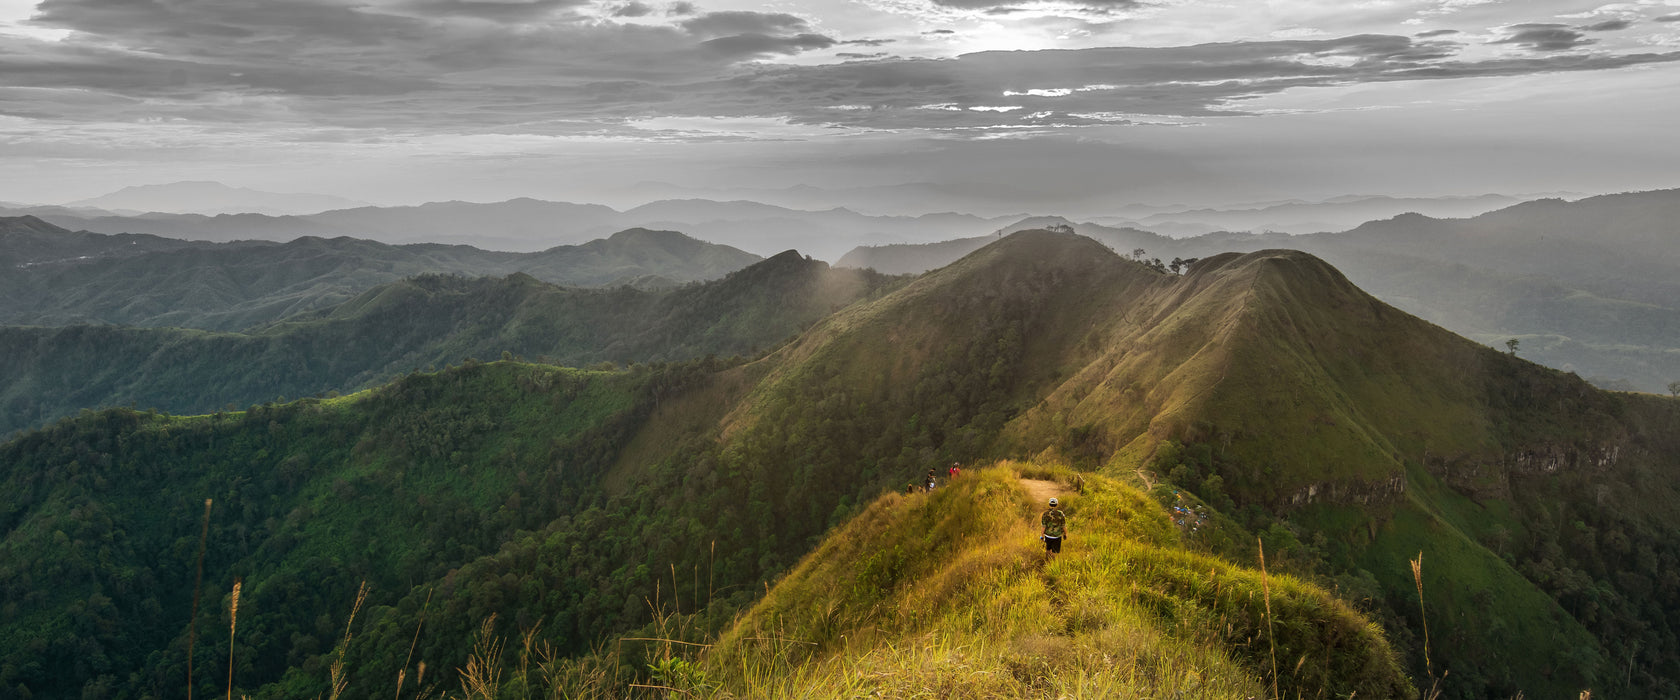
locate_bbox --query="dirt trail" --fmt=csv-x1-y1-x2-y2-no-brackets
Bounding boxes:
1019,478,1068,505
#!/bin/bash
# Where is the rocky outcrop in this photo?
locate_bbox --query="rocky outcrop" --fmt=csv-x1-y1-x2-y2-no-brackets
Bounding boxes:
1427,439,1626,500
1283,473,1407,508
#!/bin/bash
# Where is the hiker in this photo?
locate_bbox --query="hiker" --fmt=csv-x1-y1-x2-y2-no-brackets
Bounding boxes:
1041,497,1067,556
925,469,938,491
948,462,962,480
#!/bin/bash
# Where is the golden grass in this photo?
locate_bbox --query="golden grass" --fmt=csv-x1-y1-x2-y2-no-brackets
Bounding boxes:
689,464,1411,699
328,580,369,700
228,579,241,700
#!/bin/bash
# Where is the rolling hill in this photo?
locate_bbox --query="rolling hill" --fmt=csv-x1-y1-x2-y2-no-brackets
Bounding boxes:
0,218,762,330
1,230,1676,698
0,251,898,437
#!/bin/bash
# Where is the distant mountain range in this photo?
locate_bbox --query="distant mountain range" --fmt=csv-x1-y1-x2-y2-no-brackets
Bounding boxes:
0,217,762,330
624,180,1541,226
3,196,1015,261
839,189,1680,394
6,182,1562,259
1099,193,1525,236
67,181,371,216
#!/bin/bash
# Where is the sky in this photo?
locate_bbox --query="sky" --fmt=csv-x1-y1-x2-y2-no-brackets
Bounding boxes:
2,0,1679,213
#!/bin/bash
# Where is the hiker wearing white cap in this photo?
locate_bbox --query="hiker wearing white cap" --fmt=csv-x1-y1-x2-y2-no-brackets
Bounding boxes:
1041,497,1067,557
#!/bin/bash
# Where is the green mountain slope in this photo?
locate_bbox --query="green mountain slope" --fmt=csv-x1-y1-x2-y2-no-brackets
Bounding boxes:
1,229,1676,699
0,360,671,699
653,231,1680,696
0,251,897,437
0,218,761,330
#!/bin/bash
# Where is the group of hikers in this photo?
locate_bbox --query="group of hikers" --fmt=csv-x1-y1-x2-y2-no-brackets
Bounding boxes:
907,462,1069,558
1169,490,1207,534
907,462,965,493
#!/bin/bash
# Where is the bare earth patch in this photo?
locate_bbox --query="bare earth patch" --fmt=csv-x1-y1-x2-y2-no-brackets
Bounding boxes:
1019,478,1067,505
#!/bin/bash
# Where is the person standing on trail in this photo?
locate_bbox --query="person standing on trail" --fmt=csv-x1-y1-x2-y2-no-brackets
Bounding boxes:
948,462,962,480
1041,497,1067,557
925,469,938,491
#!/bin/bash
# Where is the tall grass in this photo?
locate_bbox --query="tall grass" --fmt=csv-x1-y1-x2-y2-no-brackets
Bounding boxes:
228,579,241,700
328,581,370,700
1258,538,1279,700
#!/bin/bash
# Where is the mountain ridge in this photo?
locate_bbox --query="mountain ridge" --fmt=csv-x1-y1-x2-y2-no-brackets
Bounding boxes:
1,229,1676,697
0,217,763,330
836,189,1680,394
0,251,900,436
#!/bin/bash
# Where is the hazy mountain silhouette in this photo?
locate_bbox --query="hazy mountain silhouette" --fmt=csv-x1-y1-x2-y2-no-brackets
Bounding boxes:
67,181,371,216
8,196,1011,259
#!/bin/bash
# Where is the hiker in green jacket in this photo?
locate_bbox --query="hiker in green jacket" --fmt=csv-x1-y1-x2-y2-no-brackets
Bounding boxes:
1041,497,1067,557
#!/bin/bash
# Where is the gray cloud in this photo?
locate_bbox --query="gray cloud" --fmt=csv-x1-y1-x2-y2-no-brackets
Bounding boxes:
666,1,696,15
612,2,654,17
1580,19,1632,32
7,1,1680,140
1415,29,1459,38
1657,13,1680,22
698,33,837,59
402,0,588,21
931,0,1140,9
679,11,810,38
1493,23,1593,51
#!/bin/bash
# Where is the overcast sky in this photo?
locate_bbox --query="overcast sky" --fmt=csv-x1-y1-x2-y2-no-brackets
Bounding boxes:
3,0,1679,212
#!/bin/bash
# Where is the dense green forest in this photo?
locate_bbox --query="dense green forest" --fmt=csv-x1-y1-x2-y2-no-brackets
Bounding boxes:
2,231,1679,698
0,251,900,437
0,359,733,698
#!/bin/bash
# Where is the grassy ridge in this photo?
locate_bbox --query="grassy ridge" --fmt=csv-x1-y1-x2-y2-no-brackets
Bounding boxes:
697,466,1411,698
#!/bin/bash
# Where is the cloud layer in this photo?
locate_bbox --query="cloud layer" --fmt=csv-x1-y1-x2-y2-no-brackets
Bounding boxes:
4,0,1680,210
7,0,1680,141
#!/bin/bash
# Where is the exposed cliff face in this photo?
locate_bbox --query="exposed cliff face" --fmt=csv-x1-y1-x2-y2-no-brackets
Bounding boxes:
1426,437,1628,501
1284,473,1407,508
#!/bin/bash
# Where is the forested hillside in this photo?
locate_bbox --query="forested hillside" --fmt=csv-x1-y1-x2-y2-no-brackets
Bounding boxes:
2,230,1677,698
0,252,898,437
0,218,761,330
